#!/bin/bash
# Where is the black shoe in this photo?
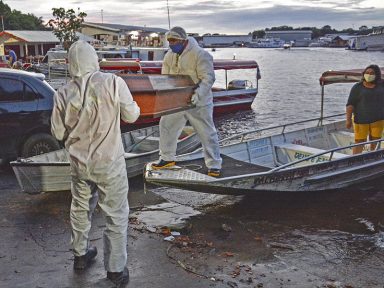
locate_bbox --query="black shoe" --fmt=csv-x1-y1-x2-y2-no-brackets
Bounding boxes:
151,159,176,170
107,267,130,288
208,168,221,177
73,246,97,270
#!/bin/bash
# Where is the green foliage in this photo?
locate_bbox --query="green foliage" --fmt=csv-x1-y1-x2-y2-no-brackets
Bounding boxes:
252,30,265,39
47,8,87,49
0,0,45,30
251,24,372,39
269,25,294,31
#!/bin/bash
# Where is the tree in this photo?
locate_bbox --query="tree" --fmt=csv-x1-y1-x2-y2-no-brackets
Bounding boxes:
270,25,293,31
0,0,45,30
251,29,265,39
47,8,87,49
320,25,335,35
252,24,369,40
340,28,355,35
359,25,368,31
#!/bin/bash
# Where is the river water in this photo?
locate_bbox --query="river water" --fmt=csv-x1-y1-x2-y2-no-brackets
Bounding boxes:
212,47,383,137
141,48,384,287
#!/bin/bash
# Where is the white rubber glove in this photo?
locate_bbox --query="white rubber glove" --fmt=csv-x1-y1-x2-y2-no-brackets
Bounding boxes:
190,92,199,105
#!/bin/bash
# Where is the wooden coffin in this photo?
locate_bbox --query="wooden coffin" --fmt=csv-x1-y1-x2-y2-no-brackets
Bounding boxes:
119,74,197,118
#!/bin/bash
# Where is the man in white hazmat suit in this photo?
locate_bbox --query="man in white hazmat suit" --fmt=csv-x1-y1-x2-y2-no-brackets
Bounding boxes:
51,40,140,287
152,26,222,177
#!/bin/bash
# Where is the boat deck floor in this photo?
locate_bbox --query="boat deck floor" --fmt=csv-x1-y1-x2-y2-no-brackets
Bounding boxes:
177,155,270,178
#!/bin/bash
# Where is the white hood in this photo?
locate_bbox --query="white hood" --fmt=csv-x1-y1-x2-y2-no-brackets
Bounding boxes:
68,40,99,78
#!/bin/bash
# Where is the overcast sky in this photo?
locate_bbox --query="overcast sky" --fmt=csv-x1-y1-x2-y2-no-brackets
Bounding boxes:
5,0,384,34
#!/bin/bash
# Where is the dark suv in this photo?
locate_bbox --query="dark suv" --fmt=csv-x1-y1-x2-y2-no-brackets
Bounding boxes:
0,68,60,164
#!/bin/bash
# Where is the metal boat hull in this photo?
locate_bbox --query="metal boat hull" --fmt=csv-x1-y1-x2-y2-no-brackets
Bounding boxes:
11,126,200,194
144,118,384,194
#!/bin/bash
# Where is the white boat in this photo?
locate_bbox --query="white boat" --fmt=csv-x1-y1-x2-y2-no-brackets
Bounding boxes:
283,43,291,49
247,38,285,48
11,125,200,194
144,67,384,194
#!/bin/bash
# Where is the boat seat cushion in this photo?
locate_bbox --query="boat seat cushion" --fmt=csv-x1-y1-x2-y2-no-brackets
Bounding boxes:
275,143,347,166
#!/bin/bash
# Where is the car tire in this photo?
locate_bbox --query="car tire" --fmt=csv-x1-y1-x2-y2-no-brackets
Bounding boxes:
21,133,61,158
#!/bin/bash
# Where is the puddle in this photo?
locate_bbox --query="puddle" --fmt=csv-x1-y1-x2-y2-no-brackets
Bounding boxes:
149,186,241,208
375,232,384,248
131,202,201,229
131,185,243,229
356,217,375,232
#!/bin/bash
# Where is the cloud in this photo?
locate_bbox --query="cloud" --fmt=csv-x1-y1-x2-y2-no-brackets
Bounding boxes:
4,0,384,34
162,4,384,33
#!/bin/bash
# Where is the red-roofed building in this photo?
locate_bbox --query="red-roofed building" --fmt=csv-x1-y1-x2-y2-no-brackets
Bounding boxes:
0,30,97,62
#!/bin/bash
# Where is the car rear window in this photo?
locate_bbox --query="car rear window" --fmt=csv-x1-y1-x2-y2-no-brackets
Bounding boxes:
0,78,38,102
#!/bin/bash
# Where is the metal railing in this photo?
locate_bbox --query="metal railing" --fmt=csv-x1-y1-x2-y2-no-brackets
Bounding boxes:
219,113,345,145
269,138,384,173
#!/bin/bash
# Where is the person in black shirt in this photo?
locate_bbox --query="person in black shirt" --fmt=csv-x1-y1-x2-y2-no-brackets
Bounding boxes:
346,64,384,154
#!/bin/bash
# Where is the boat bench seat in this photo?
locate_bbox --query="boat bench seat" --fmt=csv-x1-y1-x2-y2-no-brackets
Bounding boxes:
328,130,380,154
275,143,347,166
329,130,354,152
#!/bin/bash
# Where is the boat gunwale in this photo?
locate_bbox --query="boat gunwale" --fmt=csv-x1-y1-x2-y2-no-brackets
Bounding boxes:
146,120,384,184
147,145,384,186
10,126,198,167
219,113,345,144
212,88,258,97
10,161,69,167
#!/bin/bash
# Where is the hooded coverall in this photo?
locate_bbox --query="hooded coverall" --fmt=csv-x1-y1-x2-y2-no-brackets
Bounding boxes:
160,37,222,169
51,40,140,272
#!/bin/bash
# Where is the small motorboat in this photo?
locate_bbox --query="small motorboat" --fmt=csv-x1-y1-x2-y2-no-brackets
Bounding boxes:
144,67,384,194
283,43,291,49
11,125,200,194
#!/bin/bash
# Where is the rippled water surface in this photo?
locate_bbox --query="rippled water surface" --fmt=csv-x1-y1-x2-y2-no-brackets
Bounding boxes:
210,47,383,137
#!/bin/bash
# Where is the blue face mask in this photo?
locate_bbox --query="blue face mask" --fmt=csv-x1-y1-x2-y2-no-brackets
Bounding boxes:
169,43,185,54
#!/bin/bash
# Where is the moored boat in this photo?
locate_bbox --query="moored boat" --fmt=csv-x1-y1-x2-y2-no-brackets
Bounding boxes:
283,43,291,49
11,125,199,194
246,38,285,48
144,67,384,194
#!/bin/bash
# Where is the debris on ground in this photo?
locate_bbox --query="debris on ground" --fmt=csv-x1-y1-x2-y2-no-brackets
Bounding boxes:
221,223,232,232
164,235,175,242
268,242,295,250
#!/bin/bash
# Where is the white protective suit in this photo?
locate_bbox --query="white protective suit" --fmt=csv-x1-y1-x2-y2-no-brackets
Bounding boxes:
51,40,140,272
160,37,222,169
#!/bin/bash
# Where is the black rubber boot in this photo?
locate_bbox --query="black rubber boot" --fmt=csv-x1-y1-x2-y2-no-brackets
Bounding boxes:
107,267,130,288
73,246,98,270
